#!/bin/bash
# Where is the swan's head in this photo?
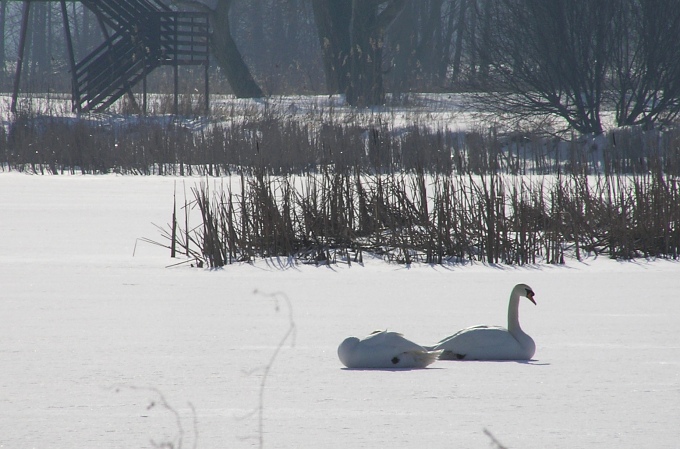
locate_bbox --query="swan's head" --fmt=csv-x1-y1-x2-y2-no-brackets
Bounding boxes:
514,283,536,305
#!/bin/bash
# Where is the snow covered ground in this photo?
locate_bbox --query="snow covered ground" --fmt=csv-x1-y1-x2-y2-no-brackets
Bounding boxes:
1,172,679,449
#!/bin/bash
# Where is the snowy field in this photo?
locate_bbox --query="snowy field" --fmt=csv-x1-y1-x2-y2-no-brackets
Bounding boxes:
1,172,679,449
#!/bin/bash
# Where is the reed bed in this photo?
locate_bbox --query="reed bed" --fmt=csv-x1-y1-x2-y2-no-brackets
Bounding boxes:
3,110,679,266
4,110,680,177
148,167,679,267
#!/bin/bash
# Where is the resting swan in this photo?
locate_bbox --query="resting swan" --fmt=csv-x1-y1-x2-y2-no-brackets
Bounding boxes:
428,284,537,361
338,330,442,369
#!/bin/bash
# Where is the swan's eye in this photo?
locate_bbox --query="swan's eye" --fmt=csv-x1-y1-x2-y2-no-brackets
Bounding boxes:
526,289,534,296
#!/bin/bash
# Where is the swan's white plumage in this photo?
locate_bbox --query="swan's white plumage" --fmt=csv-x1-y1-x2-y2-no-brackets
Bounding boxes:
428,283,537,361
338,330,441,369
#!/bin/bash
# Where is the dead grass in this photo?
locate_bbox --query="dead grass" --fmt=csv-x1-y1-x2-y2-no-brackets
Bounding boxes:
149,167,679,268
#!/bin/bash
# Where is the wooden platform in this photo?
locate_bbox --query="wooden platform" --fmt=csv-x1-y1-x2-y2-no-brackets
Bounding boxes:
11,0,210,114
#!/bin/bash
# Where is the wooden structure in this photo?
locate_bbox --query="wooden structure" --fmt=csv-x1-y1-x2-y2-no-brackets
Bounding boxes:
11,0,210,114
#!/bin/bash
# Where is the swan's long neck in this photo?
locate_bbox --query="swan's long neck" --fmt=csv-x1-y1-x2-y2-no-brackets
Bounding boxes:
507,289,535,358
507,292,523,334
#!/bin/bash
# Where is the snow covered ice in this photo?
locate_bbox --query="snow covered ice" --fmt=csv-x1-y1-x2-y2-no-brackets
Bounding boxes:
1,173,679,448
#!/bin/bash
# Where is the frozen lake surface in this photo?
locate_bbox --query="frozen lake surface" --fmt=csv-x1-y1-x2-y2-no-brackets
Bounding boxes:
1,173,678,449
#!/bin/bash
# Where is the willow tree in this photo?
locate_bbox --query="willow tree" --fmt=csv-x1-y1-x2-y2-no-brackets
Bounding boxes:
610,0,680,128
477,0,617,134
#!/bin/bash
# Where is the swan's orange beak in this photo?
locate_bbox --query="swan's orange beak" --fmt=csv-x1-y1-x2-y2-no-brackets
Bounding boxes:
527,291,536,305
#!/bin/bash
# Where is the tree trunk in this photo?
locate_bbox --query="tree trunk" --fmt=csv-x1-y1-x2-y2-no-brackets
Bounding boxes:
312,0,406,107
0,1,6,80
211,0,263,98
311,0,352,95
347,2,383,107
451,0,467,83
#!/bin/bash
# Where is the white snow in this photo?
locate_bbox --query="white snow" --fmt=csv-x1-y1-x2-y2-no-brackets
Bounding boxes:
1,172,679,449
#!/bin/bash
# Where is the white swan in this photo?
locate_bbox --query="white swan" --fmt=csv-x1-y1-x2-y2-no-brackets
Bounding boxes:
428,284,537,361
338,330,442,369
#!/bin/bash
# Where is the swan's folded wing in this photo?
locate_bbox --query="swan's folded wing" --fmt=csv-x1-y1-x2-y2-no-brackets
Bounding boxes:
363,330,424,352
433,326,518,360
434,325,503,345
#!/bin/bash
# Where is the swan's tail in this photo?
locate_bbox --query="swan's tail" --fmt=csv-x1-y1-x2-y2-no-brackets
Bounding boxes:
421,346,466,360
405,349,444,367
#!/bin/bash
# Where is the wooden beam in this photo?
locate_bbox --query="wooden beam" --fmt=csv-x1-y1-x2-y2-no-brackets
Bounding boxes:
60,0,80,112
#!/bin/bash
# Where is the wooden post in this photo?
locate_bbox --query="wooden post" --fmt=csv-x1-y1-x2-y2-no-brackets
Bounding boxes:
60,0,80,112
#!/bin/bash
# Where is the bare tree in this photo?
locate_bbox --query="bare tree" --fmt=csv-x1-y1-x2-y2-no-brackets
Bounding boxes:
11,2,72,92
70,4,99,61
28,3,51,83
311,0,351,95
610,0,680,128
388,1,444,92
312,0,407,106
475,0,680,135
476,0,617,134
0,1,6,75
386,1,479,93
231,0,321,94
450,0,467,84
2,2,79,91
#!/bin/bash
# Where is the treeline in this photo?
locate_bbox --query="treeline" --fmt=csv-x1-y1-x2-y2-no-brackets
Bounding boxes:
0,1,492,97
5,1,680,132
